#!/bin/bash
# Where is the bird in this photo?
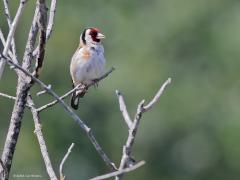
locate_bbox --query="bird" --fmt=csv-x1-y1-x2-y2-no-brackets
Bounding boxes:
70,27,106,110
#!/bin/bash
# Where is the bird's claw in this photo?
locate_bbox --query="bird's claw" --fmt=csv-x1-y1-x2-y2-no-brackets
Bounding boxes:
92,79,99,89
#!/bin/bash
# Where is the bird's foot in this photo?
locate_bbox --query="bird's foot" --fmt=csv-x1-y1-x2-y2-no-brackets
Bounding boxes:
92,79,99,89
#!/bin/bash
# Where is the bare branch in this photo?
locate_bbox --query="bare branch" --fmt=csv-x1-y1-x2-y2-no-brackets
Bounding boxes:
116,79,171,180
33,0,57,57
37,67,115,112
116,90,132,128
0,0,28,79
36,84,52,96
27,96,58,180
46,0,57,40
1,56,117,170
37,84,82,112
59,143,75,180
90,161,145,180
115,100,145,180
3,0,11,24
143,78,171,112
0,92,16,101
0,92,32,108
1,0,42,177
0,28,15,61
3,0,18,63
32,0,47,80
0,158,8,179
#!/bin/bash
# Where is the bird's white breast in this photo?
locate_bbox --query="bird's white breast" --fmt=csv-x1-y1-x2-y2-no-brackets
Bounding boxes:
71,45,105,85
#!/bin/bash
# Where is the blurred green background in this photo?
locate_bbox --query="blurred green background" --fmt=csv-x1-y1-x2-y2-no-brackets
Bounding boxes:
1,0,240,179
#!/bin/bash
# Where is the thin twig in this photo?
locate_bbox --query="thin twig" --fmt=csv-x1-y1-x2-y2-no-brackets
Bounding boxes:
37,67,115,112
115,79,171,180
90,161,145,180
143,78,171,112
0,28,15,61
0,92,16,101
116,90,132,128
1,56,117,170
27,96,58,180
0,0,28,79
36,84,51,96
59,143,75,180
37,84,82,112
0,92,31,108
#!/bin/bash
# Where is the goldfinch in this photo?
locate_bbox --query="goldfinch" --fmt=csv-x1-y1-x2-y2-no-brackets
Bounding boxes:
70,27,106,109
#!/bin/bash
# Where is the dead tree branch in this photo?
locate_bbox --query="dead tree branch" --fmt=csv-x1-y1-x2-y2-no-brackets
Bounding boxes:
116,91,132,128
0,0,27,79
0,94,57,179
0,0,47,178
27,96,58,180
115,78,171,180
46,0,57,40
32,0,47,80
59,143,75,180
33,0,57,57
143,78,172,112
0,28,15,61
3,0,18,63
90,161,145,180
0,158,7,180
0,92,16,101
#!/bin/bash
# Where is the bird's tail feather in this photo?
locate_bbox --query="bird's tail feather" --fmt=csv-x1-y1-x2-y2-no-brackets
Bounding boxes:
71,91,79,110
71,88,87,110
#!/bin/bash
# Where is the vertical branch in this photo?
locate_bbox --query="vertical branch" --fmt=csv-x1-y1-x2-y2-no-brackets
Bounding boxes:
0,0,27,79
0,28,14,60
0,0,44,178
46,0,57,40
115,100,145,180
27,96,58,180
3,0,18,62
115,79,171,180
33,0,57,57
32,0,47,79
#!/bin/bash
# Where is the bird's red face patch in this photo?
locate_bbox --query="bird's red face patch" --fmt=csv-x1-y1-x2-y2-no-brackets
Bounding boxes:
89,28,100,42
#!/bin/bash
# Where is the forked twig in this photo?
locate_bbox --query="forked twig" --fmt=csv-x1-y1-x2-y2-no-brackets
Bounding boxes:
0,0,28,79
115,78,171,180
59,143,75,180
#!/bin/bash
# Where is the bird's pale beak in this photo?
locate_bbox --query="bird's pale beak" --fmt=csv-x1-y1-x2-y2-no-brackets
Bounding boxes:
97,33,105,39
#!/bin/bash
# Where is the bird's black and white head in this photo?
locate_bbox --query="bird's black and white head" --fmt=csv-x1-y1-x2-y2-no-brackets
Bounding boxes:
80,27,105,47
